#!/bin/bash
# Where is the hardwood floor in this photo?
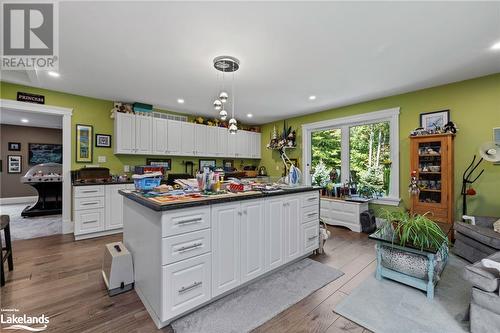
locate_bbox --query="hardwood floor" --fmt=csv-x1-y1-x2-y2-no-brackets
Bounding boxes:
0,226,375,333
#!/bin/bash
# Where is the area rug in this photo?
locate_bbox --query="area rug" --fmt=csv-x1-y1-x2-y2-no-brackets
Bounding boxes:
335,254,471,333
171,258,344,333
0,204,62,240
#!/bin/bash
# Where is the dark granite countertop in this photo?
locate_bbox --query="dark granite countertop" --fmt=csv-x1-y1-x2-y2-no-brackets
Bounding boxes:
72,180,134,187
119,186,320,211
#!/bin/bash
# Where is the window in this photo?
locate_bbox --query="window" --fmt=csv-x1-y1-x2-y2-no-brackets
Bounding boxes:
305,108,400,206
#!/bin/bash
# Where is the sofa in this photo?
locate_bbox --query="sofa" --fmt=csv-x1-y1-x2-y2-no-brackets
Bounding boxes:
464,252,500,333
454,216,500,263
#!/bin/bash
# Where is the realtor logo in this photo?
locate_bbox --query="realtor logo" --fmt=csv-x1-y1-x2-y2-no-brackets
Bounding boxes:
1,1,58,70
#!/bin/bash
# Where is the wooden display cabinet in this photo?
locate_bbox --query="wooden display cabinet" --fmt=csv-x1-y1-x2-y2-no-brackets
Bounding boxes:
410,133,455,225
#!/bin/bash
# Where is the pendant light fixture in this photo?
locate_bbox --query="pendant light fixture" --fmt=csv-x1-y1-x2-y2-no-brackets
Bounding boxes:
212,55,240,133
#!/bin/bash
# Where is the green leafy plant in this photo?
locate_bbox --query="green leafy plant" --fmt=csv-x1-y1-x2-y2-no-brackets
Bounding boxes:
379,209,448,251
311,160,331,187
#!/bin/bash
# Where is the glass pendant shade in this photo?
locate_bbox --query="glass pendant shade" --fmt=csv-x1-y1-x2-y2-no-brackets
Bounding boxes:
219,109,228,121
229,124,238,134
228,118,237,126
213,99,222,111
219,91,229,103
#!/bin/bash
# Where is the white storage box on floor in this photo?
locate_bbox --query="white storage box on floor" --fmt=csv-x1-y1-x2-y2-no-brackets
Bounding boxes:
102,241,134,296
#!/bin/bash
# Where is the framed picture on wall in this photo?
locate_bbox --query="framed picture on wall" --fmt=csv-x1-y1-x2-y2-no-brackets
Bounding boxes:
95,134,111,148
76,124,93,163
146,158,172,171
7,155,22,173
8,142,21,151
420,110,450,131
223,159,234,169
199,159,216,171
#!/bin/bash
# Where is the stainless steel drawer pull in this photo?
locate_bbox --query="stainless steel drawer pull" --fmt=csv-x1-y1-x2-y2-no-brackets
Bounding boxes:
82,202,99,206
308,235,318,241
82,190,98,193
307,212,317,217
83,220,98,224
178,242,202,252
179,281,202,293
307,197,317,201
176,218,202,225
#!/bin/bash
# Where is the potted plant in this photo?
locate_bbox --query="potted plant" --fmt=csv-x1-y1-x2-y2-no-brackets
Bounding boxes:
379,209,448,251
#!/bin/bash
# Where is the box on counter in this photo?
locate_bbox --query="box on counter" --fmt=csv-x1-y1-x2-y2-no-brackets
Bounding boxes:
133,102,153,114
134,165,164,175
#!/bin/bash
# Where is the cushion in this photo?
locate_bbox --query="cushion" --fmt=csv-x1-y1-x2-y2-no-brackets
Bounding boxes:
464,252,500,292
472,287,500,315
455,222,500,250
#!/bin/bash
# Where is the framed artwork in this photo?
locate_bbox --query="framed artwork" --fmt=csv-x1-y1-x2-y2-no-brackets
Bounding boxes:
7,155,22,173
8,142,21,151
76,124,93,163
146,158,172,171
29,143,62,164
95,134,112,148
199,159,216,170
420,110,449,131
223,159,234,169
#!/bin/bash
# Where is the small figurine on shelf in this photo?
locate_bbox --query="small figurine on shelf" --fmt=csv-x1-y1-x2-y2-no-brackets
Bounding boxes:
409,170,420,195
443,121,458,134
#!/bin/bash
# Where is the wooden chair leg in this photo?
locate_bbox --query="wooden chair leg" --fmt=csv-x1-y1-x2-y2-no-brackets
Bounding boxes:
4,225,13,271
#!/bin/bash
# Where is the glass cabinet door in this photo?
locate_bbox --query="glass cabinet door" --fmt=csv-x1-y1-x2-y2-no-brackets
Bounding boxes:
417,141,442,204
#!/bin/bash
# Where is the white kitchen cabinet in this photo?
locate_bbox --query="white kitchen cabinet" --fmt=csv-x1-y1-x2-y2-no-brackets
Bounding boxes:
240,199,267,283
135,115,153,154
235,131,248,158
153,117,168,154
114,112,136,154
320,197,368,232
211,203,241,297
181,122,195,155
167,120,182,155
206,126,218,156
217,127,228,156
105,184,134,231
194,124,208,156
227,131,237,157
284,196,301,263
251,132,262,158
265,197,286,270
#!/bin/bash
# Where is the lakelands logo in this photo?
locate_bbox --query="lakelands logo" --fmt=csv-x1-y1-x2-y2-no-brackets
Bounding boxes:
1,1,59,70
1,308,49,332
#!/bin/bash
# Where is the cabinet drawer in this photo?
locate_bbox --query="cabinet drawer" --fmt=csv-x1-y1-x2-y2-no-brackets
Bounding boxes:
303,205,319,223
74,196,105,210
162,207,211,237
74,208,104,235
162,229,211,265
162,253,211,320
303,221,319,253
302,192,319,207
73,185,104,198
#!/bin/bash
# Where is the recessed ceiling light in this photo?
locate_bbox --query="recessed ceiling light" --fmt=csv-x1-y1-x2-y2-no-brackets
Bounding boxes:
177,99,185,104
47,71,60,77
247,113,253,118
308,95,316,100
491,41,500,50
21,118,29,123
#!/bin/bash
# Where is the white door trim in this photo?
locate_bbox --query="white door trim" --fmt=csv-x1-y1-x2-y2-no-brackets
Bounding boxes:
0,99,74,233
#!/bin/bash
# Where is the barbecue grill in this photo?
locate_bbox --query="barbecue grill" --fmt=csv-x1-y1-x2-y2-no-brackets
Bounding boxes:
20,163,62,217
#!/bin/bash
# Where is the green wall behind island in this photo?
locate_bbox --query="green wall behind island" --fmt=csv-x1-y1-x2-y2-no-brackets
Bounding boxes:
259,73,500,217
0,82,259,175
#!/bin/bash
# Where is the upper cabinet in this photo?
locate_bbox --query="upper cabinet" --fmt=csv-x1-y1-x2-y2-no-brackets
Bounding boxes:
114,113,261,158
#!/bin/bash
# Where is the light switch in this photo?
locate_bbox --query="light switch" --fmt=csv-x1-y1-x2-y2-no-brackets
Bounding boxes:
98,156,106,163
124,165,130,172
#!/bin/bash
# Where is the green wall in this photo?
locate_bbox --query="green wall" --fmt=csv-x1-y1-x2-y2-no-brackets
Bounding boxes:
259,74,500,217
0,82,258,175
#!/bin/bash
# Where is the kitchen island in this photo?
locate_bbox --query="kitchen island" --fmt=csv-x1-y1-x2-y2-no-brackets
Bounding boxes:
120,187,320,328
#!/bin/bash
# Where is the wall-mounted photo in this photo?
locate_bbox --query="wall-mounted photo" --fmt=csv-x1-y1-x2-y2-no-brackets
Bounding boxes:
7,155,22,174
76,124,93,163
146,158,172,171
223,159,234,169
420,110,450,131
199,159,216,170
8,142,21,151
29,143,63,165
95,134,112,148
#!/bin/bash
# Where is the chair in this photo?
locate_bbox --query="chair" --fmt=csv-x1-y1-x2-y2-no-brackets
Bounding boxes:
464,252,500,333
0,215,14,287
454,216,500,263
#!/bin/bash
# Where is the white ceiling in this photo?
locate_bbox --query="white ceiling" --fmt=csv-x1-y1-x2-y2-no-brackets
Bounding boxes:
1,1,500,124
0,108,62,129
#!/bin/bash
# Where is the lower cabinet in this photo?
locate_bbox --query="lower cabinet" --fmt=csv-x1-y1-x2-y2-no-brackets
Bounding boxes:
320,197,368,232
162,253,212,319
284,196,301,263
211,203,241,297
266,198,285,270
240,199,266,283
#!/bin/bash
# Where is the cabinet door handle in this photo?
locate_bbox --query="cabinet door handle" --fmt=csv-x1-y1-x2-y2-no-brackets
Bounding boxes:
308,235,318,241
177,242,203,252
179,281,202,293
81,190,98,193
307,212,317,217
82,201,100,206
176,218,202,225
307,197,317,201
82,220,98,224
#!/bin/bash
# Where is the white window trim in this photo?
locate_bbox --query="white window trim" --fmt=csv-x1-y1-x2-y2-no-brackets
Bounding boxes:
302,107,401,206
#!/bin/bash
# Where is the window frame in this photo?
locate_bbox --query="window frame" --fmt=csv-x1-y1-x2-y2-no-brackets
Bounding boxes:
302,107,400,206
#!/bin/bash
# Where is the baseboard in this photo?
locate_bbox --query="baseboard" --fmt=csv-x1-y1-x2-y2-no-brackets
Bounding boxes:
74,228,122,240
0,196,37,205
63,219,74,234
